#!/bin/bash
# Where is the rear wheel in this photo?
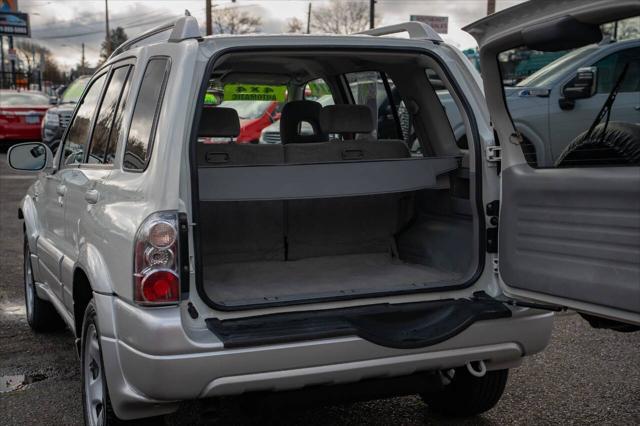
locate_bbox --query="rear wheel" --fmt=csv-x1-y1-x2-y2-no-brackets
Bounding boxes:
24,237,65,332
81,300,121,425
421,367,508,417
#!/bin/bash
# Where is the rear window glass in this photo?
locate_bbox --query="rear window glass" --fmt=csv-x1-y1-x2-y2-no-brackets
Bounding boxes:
0,92,49,107
123,58,170,171
88,66,133,164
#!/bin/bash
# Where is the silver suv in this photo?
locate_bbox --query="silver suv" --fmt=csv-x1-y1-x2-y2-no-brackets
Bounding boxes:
7,1,640,424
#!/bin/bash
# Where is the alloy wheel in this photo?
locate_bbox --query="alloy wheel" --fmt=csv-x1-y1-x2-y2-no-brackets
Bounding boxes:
84,324,105,426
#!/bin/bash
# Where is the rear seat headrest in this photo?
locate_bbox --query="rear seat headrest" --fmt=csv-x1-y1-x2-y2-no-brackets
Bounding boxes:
320,105,374,134
199,107,240,137
280,100,327,144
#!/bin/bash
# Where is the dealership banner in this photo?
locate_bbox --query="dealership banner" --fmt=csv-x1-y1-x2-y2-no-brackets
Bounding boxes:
0,11,30,37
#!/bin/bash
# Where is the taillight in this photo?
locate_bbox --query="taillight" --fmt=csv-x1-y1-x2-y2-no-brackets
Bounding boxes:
134,212,182,305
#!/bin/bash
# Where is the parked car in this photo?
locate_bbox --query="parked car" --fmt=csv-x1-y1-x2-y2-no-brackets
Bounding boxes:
7,2,639,424
0,90,50,143
41,76,90,151
201,100,281,144
439,38,640,167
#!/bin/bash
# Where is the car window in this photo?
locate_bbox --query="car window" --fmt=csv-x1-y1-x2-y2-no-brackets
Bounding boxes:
498,17,640,169
60,73,107,168
104,68,134,165
593,47,640,93
87,65,134,165
304,78,333,103
346,71,406,141
199,79,286,144
123,58,170,171
60,77,89,104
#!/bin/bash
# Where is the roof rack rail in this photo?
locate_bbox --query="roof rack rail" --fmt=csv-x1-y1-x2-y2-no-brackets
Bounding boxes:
108,12,201,60
357,21,443,43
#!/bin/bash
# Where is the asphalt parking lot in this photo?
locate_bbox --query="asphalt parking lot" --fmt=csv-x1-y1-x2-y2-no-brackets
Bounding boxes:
0,152,639,425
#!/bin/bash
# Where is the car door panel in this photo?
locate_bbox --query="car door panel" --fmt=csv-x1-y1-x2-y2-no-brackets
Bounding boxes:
36,173,66,300
500,164,640,314
465,0,640,324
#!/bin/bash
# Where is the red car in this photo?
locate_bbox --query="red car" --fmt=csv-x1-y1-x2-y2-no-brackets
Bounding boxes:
0,90,50,143
201,100,281,144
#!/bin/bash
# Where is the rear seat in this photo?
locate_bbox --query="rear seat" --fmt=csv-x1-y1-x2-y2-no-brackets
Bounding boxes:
198,104,415,264
197,107,285,263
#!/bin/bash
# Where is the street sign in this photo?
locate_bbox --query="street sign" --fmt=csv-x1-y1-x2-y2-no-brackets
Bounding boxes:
0,11,30,37
410,15,448,34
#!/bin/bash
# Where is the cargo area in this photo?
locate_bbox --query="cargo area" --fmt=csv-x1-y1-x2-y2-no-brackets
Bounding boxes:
194,49,477,309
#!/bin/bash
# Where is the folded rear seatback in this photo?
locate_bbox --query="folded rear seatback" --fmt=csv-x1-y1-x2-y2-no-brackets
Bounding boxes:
285,139,412,260
198,143,286,264
198,138,414,264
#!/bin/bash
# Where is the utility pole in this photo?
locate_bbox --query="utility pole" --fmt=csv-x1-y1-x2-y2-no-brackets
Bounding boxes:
487,0,496,15
105,0,111,55
81,43,85,76
306,2,312,34
369,0,375,29
206,0,212,36
0,36,4,89
9,35,15,88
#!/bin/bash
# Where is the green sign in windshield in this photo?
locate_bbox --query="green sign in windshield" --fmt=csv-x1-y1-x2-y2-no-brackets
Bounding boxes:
223,84,287,102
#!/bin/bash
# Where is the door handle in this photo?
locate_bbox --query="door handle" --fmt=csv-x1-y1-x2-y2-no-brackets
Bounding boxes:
85,189,99,204
56,184,66,196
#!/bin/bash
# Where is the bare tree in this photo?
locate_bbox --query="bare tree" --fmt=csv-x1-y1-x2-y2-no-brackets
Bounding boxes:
14,39,47,73
212,7,262,34
100,27,128,63
287,17,304,34
311,0,373,34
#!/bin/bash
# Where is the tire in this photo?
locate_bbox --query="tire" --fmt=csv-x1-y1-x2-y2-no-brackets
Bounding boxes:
81,300,122,425
23,237,65,332
555,121,640,167
421,367,508,417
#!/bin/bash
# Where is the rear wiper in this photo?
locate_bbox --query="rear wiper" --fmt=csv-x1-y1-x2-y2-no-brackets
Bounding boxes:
585,62,629,141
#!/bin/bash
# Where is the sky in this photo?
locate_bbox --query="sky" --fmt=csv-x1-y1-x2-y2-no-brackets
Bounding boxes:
15,0,527,70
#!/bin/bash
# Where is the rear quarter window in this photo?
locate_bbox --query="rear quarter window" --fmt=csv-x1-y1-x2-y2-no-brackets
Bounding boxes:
123,57,171,171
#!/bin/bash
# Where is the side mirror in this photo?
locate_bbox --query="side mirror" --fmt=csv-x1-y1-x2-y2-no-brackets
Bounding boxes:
7,142,53,172
49,97,59,105
563,67,597,100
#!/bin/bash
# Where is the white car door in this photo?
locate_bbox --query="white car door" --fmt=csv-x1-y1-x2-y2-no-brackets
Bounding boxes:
465,0,640,326
60,63,135,310
34,163,66,301
54,71,108,309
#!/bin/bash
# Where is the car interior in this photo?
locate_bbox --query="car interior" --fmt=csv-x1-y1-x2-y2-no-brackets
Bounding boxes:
193,50,478,309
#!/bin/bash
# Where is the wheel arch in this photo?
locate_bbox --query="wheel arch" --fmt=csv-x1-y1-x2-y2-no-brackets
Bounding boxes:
73,267,93,338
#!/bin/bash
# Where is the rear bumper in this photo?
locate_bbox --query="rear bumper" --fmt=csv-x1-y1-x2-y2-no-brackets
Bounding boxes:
95,293,554,420
0,124,41,141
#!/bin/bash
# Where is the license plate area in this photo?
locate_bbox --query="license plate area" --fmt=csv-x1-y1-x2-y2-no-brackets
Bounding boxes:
25,115,40,124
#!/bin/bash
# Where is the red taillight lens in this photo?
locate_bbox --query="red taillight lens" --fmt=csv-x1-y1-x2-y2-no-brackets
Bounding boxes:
133,212,182,305
141,270,179,303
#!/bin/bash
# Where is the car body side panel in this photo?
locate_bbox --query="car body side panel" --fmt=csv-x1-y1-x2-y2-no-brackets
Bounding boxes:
87,40,202,301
